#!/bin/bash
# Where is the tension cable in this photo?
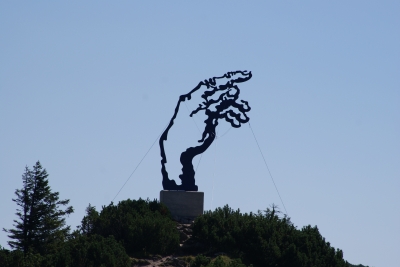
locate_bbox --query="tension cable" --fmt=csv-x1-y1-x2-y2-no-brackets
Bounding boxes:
112,125,166,202
211,132,219,211
249,123,288,215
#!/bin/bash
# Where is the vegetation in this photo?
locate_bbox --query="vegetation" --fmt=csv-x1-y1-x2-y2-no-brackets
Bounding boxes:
2,161,73,255
0,235,130,267
192,205,351,267
185,254,249,267
79,198,180,257
48,234,131,267
1,161,370,266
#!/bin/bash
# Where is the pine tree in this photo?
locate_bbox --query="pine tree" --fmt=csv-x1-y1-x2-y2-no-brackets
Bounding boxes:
78,203,99,235
3,161,74,255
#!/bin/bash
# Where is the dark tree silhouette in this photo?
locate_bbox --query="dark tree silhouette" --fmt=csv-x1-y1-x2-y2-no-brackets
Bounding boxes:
159,70,252,191
3,161,73,255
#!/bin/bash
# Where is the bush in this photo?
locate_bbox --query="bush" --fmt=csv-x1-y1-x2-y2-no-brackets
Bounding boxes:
190,254,211,267
83,198,179,257
193,205,349,267
188,255,250,267
0,235,131,267
50,234,131,267
210,256,248,267
0,246,46,267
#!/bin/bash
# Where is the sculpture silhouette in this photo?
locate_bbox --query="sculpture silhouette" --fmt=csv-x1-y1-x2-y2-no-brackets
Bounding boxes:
159,70,252,191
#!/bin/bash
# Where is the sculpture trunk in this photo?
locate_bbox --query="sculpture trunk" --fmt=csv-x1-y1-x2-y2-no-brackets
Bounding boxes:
179,127,216,191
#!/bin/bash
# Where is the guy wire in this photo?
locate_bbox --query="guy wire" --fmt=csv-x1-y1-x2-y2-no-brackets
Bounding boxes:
112,125,166,202
211,132,218,211
249,123,288,215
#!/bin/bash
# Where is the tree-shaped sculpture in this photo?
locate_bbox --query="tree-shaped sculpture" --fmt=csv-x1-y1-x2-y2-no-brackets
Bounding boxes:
159,70,252,191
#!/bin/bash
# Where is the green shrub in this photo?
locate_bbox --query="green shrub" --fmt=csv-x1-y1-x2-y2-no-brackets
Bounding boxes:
0,246,46,267
193,205,349,267
49,234,130,267
83,198,179,256
188,255,249,267
190,254,211,267
1,230,130,267
210,256,248,267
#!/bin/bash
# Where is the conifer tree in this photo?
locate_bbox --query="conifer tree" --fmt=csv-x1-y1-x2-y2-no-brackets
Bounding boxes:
78,203,99,235
3,161,74,255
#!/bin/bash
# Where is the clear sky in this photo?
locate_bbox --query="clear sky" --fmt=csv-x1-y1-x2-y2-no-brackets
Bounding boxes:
1,2,399,266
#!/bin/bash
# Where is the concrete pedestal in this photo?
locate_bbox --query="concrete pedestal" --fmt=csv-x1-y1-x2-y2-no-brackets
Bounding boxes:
160,190,204,223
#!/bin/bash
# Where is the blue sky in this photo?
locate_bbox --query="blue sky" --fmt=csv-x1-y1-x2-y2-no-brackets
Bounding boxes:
1,2,399,266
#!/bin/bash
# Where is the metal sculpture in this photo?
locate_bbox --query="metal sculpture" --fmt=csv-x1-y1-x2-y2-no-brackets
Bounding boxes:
159,70,252,191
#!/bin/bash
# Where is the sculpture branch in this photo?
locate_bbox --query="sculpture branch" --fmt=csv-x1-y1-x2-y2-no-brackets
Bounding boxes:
160,71,252,191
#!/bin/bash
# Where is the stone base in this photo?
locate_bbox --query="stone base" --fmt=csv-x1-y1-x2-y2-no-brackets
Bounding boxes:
160,190,204,223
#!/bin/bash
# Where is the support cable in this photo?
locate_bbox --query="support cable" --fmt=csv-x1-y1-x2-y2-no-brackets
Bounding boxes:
249,123,288,215
211,132,218,211
218,126,232,138
196,153,203,172
112,126,166,202
184,102,202,133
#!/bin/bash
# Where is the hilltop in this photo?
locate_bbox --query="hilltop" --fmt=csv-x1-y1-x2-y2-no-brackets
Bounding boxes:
1,198,369,267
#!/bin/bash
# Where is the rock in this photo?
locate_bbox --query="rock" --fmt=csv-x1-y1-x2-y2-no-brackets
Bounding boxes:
179,231,189,242
162,257,187,267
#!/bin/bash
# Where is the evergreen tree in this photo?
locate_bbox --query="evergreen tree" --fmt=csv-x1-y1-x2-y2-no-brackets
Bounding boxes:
78,203,99,236
3,161,74,255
